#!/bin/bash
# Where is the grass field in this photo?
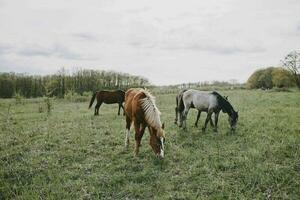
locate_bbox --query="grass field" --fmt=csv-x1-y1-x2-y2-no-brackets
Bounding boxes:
0,89,299,199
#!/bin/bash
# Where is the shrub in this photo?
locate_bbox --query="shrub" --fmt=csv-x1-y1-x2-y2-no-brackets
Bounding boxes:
44,97,53,113
14,93,24,105
64,90,89,102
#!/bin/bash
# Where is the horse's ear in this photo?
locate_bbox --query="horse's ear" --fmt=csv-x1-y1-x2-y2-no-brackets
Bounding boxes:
162,123,165,129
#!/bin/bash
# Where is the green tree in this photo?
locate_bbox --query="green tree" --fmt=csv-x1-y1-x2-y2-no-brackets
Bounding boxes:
247,67,293,89
0,76,14,98
272,68,294,88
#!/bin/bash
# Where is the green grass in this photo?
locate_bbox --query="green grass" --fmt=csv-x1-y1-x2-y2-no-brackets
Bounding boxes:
0,90,299,199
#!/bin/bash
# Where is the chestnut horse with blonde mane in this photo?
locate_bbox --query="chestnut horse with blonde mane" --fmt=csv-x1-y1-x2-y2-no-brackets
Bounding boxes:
124,88,165,158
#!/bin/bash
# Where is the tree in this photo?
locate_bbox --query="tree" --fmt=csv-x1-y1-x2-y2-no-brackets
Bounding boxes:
272,68,294,88
282,51,300,88
247,67,275,89
246,67,295,89
0,76,14,98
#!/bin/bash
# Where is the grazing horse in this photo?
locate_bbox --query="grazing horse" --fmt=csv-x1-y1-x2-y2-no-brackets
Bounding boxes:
89,90,125,116
179,89,238,132
124,88,165,158
175,89,211,127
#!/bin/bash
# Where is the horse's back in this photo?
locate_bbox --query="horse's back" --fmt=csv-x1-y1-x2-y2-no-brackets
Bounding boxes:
183,89,217,110
97,90,125,103
125,88,145,119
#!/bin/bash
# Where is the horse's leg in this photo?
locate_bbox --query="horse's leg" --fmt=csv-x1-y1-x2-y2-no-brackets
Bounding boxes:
214,111,220,132
134,121,141,156
95,101,102,115
209,113,214,127
94,106,97,115
174,106,178,125
178,110,183,127
182,106,190,130
118,103,121,115
120,103,125,116
125,116,131,148
195,111,201,127
138,124,147,147
94,102,98,115
202,110,213,132
135,123,146,155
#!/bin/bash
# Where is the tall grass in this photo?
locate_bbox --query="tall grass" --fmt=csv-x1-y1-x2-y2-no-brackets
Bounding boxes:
0,90,299,199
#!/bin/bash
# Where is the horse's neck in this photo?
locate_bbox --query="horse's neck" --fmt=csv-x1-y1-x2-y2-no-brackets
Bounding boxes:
149,126,163,137
221,102,234,115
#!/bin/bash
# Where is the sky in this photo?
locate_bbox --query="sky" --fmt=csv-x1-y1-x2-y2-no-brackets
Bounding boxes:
0,0,299,85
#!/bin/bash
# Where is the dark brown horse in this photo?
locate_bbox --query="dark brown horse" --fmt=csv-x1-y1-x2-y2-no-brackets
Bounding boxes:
89,90,125,116
124,88,165,158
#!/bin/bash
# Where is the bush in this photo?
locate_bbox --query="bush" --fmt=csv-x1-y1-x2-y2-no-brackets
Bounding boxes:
64,90,89,102
44,97,53,113
82,91,93,97
247,67,294,89
14,93,24,105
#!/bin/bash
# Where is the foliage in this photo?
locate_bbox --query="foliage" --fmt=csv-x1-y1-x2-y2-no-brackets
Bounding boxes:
64,90,89,102
0,69,150,98
0,76,15,98
0,90,299,199
247,67,294,89
281,51,300,88
272,68,294,88
14,92,24,105
43,97,53,113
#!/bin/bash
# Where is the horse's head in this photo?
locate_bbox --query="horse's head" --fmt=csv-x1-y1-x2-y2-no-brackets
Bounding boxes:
151,123,166,159
228,111,238,130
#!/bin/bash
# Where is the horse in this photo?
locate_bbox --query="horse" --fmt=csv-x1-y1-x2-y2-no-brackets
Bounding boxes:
179,89,238,132
88,90,125,116
124,88,165,158
175,89,212,127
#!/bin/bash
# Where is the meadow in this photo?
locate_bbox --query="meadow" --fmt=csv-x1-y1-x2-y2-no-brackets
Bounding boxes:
0,89,299,199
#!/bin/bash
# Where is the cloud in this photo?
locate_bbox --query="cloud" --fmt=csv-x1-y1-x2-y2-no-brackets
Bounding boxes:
162,42,266,54
17,44,86,60
0,43,12,55
72,32,98,41
297,23,300,32
1,0,300,85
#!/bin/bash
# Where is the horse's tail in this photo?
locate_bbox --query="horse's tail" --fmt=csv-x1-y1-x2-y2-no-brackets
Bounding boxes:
178,93,185,113
89,92,97,108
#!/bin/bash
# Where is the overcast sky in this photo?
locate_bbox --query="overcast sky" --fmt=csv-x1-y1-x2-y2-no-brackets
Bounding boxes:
0,0,299,85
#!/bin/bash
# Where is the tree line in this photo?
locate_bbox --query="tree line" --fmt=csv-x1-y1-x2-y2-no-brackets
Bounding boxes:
0,69,150,98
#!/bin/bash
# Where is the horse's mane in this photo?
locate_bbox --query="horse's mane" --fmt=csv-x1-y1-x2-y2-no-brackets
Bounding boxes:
212,91,234,114
139,89,162,129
